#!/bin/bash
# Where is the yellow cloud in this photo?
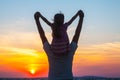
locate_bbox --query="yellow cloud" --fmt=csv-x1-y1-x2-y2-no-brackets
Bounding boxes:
77,42,120,55
74,42,120,66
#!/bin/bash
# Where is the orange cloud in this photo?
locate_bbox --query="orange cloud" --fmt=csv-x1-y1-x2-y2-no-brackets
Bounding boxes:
73,42,120,77
0,42,120,77
0,46,48,77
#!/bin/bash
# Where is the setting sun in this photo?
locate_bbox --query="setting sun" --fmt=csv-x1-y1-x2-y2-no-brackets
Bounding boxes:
30,69,36,75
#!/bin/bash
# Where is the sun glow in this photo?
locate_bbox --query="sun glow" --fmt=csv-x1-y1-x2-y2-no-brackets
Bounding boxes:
30,69,36,75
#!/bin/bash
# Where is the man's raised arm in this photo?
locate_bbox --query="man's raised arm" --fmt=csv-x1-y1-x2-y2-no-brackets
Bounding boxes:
34,12,48,44
72,10,84,44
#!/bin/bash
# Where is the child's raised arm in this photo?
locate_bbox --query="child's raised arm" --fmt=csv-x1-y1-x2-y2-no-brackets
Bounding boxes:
66,11,79,26
39,12,52,27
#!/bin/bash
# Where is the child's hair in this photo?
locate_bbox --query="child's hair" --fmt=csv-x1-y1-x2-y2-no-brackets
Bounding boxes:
52,13,64,38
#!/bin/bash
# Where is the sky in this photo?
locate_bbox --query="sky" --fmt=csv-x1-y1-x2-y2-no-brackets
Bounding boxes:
0,0,120,78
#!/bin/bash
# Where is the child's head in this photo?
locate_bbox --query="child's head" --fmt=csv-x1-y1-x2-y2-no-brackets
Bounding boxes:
52,13,64,38
54,13,64,26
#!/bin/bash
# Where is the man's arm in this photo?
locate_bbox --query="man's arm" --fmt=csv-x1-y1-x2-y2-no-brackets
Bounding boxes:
72,10,84,44
34,12,48,44
39,13,52,27
66,11,79,26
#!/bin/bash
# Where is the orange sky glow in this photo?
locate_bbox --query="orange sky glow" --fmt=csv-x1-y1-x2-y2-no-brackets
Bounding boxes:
0,41,120,77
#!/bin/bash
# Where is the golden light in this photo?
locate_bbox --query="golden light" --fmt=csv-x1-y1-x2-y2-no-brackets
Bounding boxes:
28,64,38,75
30,69,36,75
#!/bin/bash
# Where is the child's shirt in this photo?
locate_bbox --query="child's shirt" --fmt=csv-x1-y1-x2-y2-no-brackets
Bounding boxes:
51,23,70,54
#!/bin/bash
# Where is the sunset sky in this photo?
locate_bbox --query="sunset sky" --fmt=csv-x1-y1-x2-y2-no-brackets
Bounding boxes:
0,0,120,78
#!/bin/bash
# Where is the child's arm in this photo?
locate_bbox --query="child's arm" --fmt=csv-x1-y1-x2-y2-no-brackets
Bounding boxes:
39,12,52,27
34,12,48,44
66,11,79,26
72,10,84,44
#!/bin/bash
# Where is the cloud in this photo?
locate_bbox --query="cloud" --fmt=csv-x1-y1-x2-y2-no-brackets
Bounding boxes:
77,42,120,56
0,17,53,51
0,45,48,77
0,32,42,50
73,42,120,77
0,18,36,34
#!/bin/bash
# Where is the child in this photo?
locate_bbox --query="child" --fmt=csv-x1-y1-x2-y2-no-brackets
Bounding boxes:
38,11,79,55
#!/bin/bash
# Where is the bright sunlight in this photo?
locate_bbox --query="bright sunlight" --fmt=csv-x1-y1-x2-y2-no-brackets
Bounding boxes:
30,69,36,75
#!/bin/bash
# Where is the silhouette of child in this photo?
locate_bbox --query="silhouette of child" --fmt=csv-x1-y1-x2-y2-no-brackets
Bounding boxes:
39,12,79,55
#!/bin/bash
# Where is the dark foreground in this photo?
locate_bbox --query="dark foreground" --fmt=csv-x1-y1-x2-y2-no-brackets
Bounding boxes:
0,76,120,80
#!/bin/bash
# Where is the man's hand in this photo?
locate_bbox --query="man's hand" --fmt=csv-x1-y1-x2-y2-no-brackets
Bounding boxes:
34,12,40,20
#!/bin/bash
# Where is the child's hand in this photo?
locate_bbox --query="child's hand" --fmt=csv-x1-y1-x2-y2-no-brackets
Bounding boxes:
34,12,40,20
78,10,84,18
